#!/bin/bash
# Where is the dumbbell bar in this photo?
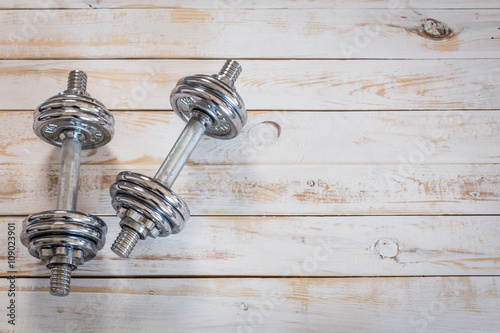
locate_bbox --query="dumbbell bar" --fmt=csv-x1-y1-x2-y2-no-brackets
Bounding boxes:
20,71,114,296
110,60,247,258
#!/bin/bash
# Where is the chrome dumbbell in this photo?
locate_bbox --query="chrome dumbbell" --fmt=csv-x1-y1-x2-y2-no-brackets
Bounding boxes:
110,60,246,258
20,70,114,296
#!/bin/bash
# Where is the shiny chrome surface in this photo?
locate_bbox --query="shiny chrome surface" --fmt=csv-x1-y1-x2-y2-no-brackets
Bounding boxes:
33,70,114,149
109,171,190,257
110,171,190,257
57,130,84,211
21,210,107,259
21,210,108,296
154,112,211,187
111,60,247,258
170,59,246,139
21,70,113,296
111,171,189,234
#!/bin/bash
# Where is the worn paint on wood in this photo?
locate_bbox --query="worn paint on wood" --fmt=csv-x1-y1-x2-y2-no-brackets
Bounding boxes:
1,9,499,59
1,216,499,277
0,1,498,331
0,60,499,110
4,0,500,9
0,277,499,332
1,111,499,166
0,164,498,215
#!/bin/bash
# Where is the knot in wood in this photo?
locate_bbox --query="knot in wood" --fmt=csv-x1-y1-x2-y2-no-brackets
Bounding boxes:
375,238,399,259
421,18,449,38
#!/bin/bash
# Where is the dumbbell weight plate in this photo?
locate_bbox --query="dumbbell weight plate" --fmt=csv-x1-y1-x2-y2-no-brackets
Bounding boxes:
21,210,107,261
110,171,190,237
170,75,246,140
33,93,114,149
28,235,99,262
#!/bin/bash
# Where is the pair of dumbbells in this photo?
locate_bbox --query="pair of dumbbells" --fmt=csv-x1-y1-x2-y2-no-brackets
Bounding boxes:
21,60,246,296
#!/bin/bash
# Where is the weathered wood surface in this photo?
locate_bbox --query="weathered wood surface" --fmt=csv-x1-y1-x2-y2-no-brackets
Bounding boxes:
4,0,500,9
1,277,499,332
1,216,499,277
1,1,499,331
1,163,498,216
2,109,498,217
1,60,499,110
1,111,499,166
1,9,499,59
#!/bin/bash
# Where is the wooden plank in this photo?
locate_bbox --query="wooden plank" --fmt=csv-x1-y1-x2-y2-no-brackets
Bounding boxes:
1,60,500,110
1,215,499,277
1,9,499,59
3,0,500,9
0,163,498,215
1,110,499,166
1,277,499,332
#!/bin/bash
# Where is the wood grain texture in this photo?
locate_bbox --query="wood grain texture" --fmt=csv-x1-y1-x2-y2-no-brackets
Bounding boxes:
1,9,499,59
1,216,499,277
4,0,500,9
1,1,499,331
1,60,499,110
1,110,499,166
1,163,498,216
1,277,499,332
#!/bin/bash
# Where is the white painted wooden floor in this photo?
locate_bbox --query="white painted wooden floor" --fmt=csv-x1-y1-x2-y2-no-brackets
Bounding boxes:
0,1,499,332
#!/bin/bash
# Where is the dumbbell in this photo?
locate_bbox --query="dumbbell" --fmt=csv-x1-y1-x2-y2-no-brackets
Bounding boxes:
110,60,246,258
20,70,114,296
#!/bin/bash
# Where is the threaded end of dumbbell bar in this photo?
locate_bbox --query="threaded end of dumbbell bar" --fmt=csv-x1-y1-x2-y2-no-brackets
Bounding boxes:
49,264,72,297
111,227,140,258
217,60,241,87
67,70,87,92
